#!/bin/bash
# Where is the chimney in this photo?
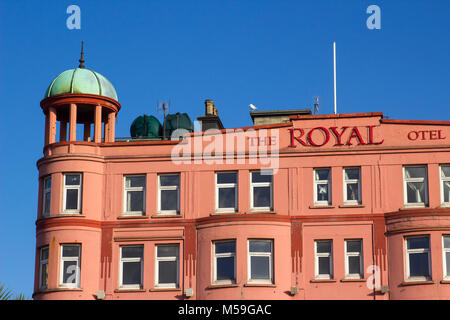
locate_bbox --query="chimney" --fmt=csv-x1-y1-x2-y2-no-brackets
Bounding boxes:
197,99,224,131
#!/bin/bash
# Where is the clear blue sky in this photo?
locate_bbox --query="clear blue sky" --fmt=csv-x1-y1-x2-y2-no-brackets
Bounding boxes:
0,0,449,298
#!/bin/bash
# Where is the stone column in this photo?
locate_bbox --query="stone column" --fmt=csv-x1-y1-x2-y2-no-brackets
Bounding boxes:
48,107,57,144
94,105,102,143
108,112,115,142
69,103,77,141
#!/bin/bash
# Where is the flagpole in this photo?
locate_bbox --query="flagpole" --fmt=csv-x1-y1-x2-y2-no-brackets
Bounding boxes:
333,41,337,115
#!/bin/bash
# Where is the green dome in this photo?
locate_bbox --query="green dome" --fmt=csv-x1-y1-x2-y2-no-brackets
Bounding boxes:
130,115,162,139
44,68,118,101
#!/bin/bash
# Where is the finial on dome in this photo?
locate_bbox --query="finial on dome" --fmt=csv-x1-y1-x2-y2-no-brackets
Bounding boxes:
78,41,85,68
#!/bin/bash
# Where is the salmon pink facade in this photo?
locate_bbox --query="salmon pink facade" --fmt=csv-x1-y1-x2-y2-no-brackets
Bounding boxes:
34,67,450,300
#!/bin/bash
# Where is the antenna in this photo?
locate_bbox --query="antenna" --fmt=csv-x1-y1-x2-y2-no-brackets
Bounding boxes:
333,41,337,114
313,96,319,115
157,100,170,139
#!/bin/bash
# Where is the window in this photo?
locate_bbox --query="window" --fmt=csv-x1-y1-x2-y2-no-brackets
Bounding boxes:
250,171,273,211
213,240,236,284
216,172,238,212
119,246,143,289
42,176,51,217
155,244,179,288
405,236,431,281
63,173,82,213
443,236,450,280
59,244,81,288
248,240,273,283
440,165,450,206
315,240,333,279
314,168,331,205
39,246,49,290
403,166,428,207
343,167,361,204
345,239,363,279
158,174,180,214
123,175,146,215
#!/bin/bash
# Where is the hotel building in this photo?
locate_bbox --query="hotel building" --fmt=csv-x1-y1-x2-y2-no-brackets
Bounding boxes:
33,60,450,300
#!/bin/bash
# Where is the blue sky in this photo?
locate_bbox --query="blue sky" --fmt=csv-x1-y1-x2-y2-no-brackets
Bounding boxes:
0,0,449,298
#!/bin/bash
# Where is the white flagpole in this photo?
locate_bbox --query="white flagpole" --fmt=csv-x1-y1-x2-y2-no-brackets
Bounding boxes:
333,41,337,114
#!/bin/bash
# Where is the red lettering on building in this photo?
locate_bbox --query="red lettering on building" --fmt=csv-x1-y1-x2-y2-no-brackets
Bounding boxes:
288,128,307,147
407,130,446,141
346,126,366,146
307,127,330,147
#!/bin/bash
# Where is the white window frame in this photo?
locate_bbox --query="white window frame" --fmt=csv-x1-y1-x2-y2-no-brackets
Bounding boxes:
39,246,49,290
247,239,273,284
343,167,361,205
250,171,273,212
314,168,331,206
440,165,450,207
59,244,81,288
155,244,179,288
213,240,236,284
157,174,180,215
405,236,431,281
215,172,238,213
62,173,82,213
314,240,333,279
403,166,428,207
42,176,51,217
443,235,450,280
123,175,146,216
119,245,143,290
344,239,363,279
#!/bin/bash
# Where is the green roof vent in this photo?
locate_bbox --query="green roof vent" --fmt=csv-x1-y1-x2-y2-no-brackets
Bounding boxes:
130,115,162,139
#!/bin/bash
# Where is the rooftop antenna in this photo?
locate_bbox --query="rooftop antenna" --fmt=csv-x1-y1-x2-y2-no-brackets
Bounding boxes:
157,100,170,139
333,41,337,114
78,41,85,68
313,96,319,115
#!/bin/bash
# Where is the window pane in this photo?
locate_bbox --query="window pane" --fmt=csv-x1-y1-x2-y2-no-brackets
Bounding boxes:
127,191,144,212
316,184,329,201
446,252,450,276
160,175,180,187
249,241,271,253
125,176,145,188
315,169,330,181
122,261,141,285
316,241,331,253
62,245,80,257
318,257,330,275
345,168,359,180
444,182,450,203
407,237,429,250
218,188,236,208
251,171,272,183
405,167,426,179
40,264,48,287
346,240,361,253
41,247,49,260
158,260,177,284
250,256,270,279
253,186,271,208
160,190,179,211
43,192,51,214
406,182,425,203
122,246,143,259
44,177,52,189
65,174,81,186
444,236,450,249
62,261,78,283
348,256,361,274
409,253,429,277
217,172,237,184
65,189,79,210
441,166,450,178
215,241,236,254
346,183,359,201
157,245,178,258
216,257,235,281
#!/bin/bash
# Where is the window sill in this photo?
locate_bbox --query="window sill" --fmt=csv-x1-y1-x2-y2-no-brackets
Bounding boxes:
310,279,336,283
117,215,148,219
114,288,146,293
206,283,239,290
340,278,366,282
440,280,450,284
338,204,364,208
248,210,276,214
149,287,182,292
244,283,276,287
151,214,182,219
400,205,428,210
44,214,85,219
309,205,334,209
399,280,434,286
34,287,83,294
210,211,238,216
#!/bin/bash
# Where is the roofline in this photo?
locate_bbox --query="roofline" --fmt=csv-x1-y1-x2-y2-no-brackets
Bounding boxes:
250,109,311,119
289,112,384,121
381,119,450,126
